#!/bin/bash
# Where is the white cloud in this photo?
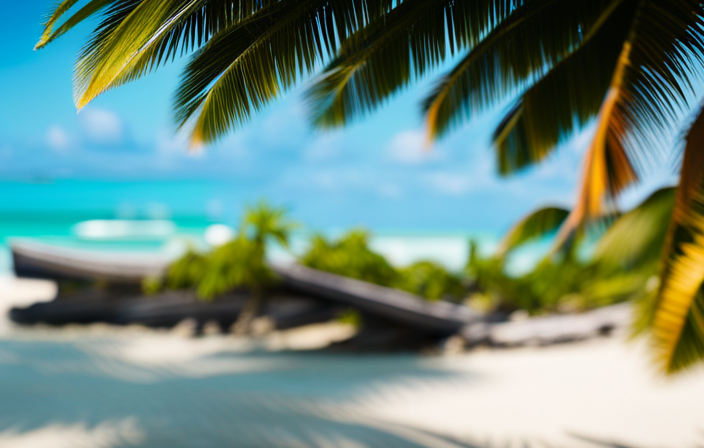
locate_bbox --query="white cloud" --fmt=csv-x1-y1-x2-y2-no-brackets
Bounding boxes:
79,108,124,144
387,129,440,165
46,125,71,152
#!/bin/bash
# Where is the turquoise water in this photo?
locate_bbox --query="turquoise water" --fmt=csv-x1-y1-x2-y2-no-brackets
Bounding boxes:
0,180,548,275
0,180,224,274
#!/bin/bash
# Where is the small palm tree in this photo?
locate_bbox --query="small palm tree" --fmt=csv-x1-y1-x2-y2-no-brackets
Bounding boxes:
226,201,296,335
38,1,704,372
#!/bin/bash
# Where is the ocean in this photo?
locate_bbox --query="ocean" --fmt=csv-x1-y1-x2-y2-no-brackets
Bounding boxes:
0,180,547,275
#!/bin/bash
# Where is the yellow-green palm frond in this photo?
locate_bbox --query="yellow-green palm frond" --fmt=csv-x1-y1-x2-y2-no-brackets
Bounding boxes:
423,0,620,142
306,0,506,128
653,188,704,374
491,0,635,175
35,0,115,50
74,0,264,109
592,187,675,270
174,0,390,146
651,104,704,374
496,206,569,258
43,0,271,108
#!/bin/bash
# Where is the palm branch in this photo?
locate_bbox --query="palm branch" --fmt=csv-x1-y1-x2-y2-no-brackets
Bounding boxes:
650,105,704,373
495,206,569,257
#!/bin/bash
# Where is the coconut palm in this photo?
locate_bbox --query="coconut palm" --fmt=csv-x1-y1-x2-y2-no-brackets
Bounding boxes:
38,1,704,372
201,200,296,334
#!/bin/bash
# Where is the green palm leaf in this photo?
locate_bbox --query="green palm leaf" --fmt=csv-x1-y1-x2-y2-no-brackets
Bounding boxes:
496,206,569,257
423,0,620,142
306,0,505,128
174,0,388,146
35,0,115,50
592,187,675,270
492,0,636,175
652,104,704,373
555,0,704,250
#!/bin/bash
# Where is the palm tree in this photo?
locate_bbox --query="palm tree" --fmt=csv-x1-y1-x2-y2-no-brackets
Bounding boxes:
38,1,704,372
196,200,296,335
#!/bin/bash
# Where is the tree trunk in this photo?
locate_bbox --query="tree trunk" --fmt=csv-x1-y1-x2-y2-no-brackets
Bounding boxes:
232,288,265,336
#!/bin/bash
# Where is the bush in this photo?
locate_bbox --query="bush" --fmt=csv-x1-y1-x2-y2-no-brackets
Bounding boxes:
394,260,465,302
300,229,466,302
299,229,399,287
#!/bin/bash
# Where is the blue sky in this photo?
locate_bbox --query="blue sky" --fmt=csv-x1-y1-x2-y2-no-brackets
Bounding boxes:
0,2,678,232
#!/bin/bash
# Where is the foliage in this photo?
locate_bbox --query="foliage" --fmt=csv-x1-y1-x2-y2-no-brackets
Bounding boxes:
651,107,704,373
395,260,465,302
196,236,275,300
151,201,294,301
165,248,209,290
496,206,569,257
299,229,466,302
299,229,399,287
38,0,704,222
469,189,676,315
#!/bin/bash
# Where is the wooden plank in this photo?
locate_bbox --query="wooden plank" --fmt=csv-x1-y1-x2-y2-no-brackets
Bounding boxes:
272,263,478,335
12,240,167,283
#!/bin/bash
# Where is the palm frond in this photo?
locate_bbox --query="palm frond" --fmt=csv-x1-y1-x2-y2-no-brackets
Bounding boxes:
175,0,389,146
492,0,636,175
592,187,675,270
651,104,704,374
307,0,506,128
72,0,278,108
653,186,704,373
423,0,621,142
75,0,206,108
553,0,704,253
35,0,116,50
496,206,569,257
551,71,639,252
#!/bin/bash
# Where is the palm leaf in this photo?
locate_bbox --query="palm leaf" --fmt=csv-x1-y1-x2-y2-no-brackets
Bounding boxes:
423,0,621,142
74,0,207,109
35,0,116,50
73,0,278,109
307,0,507,128
551,73,639,252
175,0,389,146
492,0,637,175
496,206,569,257
651,104,704,373
553,0,704,251
592,187,675,270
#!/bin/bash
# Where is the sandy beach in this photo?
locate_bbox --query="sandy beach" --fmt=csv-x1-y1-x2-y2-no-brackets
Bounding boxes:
1,276,703,448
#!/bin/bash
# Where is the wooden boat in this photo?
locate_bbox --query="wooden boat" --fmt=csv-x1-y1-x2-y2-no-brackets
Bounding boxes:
9,241,476,337
10,290,340,332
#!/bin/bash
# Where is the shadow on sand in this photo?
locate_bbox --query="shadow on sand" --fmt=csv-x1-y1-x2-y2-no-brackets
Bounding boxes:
0,336,696,448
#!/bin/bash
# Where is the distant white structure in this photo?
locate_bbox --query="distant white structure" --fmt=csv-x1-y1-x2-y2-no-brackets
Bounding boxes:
204,224,235,247
73,220,176,240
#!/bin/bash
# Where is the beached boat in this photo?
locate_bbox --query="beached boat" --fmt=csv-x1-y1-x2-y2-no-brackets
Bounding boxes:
9,241,475,341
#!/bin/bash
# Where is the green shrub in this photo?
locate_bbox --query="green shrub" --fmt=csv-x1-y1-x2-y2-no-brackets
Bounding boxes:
300,229,399,287
196,237,275,300
394,260,465,302
465,239,655,314
165,249,209,290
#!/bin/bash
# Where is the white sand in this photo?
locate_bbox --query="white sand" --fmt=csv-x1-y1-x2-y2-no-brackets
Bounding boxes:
1,276,703,448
